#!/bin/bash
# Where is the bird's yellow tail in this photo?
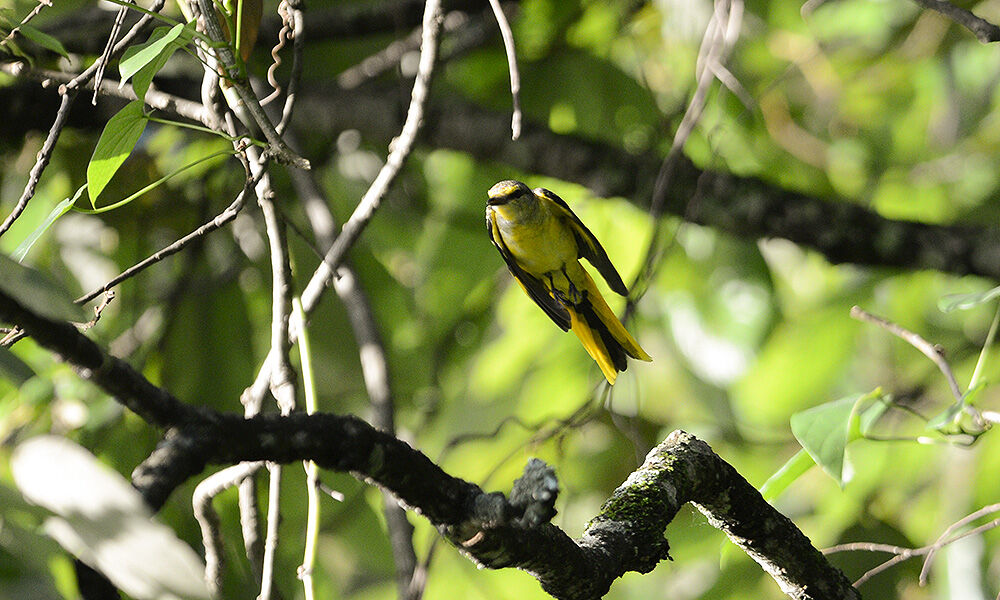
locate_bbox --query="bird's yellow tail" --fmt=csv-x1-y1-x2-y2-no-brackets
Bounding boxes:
566,269,651,385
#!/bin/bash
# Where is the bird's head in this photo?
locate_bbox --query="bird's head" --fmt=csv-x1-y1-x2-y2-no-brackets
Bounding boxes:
487,180,533,206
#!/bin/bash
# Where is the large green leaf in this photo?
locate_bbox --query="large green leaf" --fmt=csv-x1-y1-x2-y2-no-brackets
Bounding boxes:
119,22,194,101
87,101,148,205
789,394,861,487
12,185,83,262
11,436,209,600
0,253,87,323
18,24,69,58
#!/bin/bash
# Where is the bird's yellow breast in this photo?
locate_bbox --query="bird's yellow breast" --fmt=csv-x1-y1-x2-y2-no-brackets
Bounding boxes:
490,201,578,276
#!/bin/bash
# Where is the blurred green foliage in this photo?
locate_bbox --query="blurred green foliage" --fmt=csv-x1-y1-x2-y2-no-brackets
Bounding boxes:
3,0,1000,598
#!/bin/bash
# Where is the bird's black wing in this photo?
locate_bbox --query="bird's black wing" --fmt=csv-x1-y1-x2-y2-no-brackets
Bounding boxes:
487,209,571,331
534,187,629,296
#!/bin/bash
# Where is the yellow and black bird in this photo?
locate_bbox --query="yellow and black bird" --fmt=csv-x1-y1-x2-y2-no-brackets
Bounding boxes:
486,180,651,384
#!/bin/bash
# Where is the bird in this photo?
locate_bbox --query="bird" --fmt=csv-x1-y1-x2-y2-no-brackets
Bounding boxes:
486,180,651,385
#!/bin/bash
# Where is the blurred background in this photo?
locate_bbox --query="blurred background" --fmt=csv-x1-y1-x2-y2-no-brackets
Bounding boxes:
3,0,1000,598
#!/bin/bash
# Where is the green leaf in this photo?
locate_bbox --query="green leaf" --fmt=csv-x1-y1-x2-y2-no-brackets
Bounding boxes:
87,101,147,204
790,394,863,487
12,185,84,262
12,436,210,600
759,449,815,501
0,348,35,385
18,24,69,58
120,23,194,100
0,254,87,323
925,402,963,432
938,286,1000,312
760,391,888,500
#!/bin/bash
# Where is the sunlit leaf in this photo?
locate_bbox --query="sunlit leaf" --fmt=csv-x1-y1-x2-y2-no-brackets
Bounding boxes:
18,24,69,58
12,185,83,262
87,101,147,204
938,287,1000,312
12,436,209,600
120,22,195,100
0,253,87,322
789,394,861,487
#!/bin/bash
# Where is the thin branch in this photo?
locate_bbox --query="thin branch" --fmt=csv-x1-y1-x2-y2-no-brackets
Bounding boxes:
76,163,261,304
255,171,296,411
919,502,1000,584
487,0,521,140
194,0,309,169
67,0,167,91
850,306,963,403
80,291,116,330
335,9,474,90
336,24,423,90
298,0,443,313
259,462,283,600
2,62,209,125
193,462,265,596
823,503,1000,588
0,90,75,238
910,0,1000,43
92,0,131,104
628,0,744,314
287,142,418,598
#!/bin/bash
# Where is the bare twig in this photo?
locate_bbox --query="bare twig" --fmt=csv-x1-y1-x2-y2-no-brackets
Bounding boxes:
256,179,296,411
287,144,419,599
1,62,209,125
824,503,1000,588
92,0,131,104
193,462,265,596
919,502,1000,584
487,0,521,140
0,90,75,238
194,0,309,168
910,0,1000,43
76,163,261,304
335,9,471,90
850,306,963,403
80,291,116,330
68,0,167,91
298,0,443,313
626,0,744,316
336,24,423,89
276,0,305,135
259,462,283,600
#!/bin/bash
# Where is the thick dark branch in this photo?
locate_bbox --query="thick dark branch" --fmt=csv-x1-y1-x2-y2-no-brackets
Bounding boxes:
0,287,857,599
0,287,206,428
659,432,860,599
295,85,1000,282
910,0,1000,43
